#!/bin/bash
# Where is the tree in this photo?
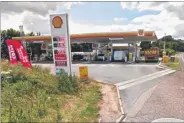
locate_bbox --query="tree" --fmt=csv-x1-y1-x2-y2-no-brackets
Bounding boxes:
140,41,152,50
160,35,174,42
151,41,159,47
1,29,21,59
1,29,42,61
26,32,35,36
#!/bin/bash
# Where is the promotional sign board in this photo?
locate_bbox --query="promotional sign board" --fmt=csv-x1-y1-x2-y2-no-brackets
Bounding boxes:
144,47,159,57
6,40,18,65
50,14,72,75
79,66,88,79
6,39,32,68
12,40,32,68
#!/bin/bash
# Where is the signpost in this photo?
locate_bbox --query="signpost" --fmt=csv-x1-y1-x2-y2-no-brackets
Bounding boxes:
50,14,72,76
79,66,88,80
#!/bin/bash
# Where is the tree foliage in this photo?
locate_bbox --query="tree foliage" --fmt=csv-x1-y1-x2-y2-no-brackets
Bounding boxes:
71,43,92,52
140,41,152,50
1,28,42,60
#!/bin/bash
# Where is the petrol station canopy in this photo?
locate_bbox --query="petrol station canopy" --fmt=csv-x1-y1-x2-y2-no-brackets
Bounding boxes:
12,31,157,44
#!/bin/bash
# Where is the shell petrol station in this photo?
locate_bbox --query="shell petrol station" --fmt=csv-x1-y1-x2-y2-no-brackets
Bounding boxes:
12,30,158,63
11,13,163,67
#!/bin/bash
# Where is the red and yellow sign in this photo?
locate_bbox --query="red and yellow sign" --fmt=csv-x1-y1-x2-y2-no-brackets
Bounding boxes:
144,48,159,57
52,16,63,28
79,66,88,79
137,29,144,36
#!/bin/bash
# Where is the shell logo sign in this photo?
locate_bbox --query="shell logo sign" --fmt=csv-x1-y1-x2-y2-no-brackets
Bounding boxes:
137,29,144,36
52,16,63,28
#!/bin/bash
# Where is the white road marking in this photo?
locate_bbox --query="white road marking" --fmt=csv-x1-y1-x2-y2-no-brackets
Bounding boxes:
115,69,171,87
126,64,157,67
72,64,96,67
100,64,108,67
182,54,184,62
118,69,176,90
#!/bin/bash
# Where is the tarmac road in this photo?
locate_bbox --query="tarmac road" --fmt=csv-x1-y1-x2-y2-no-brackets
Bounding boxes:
33,63,162,85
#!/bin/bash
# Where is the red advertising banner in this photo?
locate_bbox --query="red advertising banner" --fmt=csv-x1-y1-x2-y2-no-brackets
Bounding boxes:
10,40,32,68
144,47,159,57
6,40,18,65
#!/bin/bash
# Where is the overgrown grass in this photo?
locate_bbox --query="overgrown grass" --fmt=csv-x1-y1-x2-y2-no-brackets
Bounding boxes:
166,57,180,70
1,60,102,122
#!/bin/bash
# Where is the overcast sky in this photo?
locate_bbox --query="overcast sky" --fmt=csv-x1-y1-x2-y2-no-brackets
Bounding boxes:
1,1,184,39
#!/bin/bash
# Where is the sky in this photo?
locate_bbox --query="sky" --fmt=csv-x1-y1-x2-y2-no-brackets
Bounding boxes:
1,1,184,39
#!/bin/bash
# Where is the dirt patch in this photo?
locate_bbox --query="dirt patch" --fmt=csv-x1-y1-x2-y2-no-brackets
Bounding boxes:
98,84,121,122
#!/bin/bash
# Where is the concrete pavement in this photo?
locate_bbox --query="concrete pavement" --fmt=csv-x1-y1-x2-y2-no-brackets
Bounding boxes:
124,71,184,122
123,54,184,122
33,63,161,84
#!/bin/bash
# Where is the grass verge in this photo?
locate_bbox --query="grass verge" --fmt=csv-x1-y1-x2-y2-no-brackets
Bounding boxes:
1,60,102,122
166,57,180,70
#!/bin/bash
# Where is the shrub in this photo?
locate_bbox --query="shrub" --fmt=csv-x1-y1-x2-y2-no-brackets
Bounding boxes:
159,48,176,57
58,72,79,94
1,61,62,122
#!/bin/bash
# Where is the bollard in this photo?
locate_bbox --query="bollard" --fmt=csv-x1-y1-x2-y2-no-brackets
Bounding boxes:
125,56,127,63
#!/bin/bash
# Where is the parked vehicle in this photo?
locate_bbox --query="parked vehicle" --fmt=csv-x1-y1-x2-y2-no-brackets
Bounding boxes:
113,51,126,61
72,54,84,61
97,54,105,61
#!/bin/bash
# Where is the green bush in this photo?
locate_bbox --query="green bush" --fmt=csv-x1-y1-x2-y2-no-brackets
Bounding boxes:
1,79,61,122
58,72,79,94
159,48,176,57
1,61,101,122
1,62,62,122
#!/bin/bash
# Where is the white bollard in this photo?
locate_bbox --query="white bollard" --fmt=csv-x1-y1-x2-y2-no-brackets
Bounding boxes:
133,56,135,62
125,56,127,63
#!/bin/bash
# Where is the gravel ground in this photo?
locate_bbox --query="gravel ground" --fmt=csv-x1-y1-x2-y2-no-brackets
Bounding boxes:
98,84,121,122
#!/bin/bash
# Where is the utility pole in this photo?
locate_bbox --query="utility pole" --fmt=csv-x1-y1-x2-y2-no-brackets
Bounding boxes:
162,33,167,63
19,25,25,46
164,33,166,53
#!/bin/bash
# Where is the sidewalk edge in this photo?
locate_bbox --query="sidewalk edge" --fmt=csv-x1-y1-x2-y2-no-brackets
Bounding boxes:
115,85,126,122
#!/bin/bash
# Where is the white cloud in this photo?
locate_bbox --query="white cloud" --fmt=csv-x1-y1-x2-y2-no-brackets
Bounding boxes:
1,2,85,16
1,12,144,36
2,10,183,39
120,2,184,12
131,10,184,38
1,2,184,40
120,2,168,11
113,17,128,23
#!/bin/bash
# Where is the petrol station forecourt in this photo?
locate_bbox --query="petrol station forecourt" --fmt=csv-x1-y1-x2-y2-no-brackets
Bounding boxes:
12,30,158,63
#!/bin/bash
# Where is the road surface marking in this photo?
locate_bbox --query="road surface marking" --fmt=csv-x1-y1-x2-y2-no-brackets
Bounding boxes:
115,69,171,87
118,69,176,90
126,65,157,67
